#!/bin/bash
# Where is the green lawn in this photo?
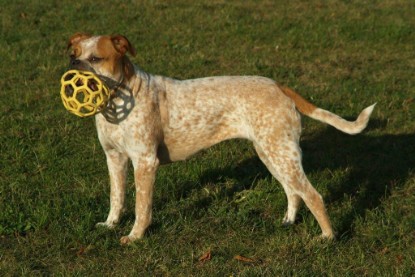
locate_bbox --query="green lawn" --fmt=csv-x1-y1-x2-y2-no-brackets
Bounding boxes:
1,0,414,275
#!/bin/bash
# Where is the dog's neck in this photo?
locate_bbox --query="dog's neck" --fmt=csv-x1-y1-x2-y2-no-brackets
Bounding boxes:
129,65,151,97
108,60,146,97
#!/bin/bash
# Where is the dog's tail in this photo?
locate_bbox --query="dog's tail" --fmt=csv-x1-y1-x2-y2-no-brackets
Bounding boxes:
281,86,376,135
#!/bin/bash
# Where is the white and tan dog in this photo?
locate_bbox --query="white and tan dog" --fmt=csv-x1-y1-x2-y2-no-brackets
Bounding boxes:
67,33,375,244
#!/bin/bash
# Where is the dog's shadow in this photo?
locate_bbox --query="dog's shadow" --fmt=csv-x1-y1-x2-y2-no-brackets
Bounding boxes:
152,119,414,238
300,121,414,236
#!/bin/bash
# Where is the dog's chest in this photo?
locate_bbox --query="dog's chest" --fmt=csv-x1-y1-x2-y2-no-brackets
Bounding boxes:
95,118,125,151
95,112,144,152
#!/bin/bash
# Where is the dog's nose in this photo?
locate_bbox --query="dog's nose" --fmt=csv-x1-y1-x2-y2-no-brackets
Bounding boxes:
71,58,80,66
70,55,81,66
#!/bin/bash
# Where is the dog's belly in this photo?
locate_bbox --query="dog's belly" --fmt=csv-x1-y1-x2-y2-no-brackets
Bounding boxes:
157,76,294,163
158,117,244,163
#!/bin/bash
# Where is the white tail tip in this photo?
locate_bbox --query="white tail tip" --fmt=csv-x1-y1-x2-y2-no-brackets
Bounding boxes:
309,103,376,135
353,103,376,133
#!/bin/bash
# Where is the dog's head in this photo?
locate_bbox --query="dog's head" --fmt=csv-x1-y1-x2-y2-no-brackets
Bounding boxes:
67,33,137,86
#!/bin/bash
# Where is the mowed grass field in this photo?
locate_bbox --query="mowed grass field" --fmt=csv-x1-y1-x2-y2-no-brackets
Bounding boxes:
1,0,414,275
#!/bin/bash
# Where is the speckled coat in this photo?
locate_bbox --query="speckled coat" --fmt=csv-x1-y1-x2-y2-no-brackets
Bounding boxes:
67,34,375,244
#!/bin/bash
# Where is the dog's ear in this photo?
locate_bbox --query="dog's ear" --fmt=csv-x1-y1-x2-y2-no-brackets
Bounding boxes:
67,33,91,51
111,35,136,57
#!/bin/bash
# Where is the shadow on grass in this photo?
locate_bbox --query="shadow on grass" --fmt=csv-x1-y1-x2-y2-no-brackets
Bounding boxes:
300,120,415,238
157,119,415,239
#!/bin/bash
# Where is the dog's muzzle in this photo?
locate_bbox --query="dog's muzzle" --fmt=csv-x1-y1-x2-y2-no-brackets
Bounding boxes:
66,56,123,96
69,55,93,72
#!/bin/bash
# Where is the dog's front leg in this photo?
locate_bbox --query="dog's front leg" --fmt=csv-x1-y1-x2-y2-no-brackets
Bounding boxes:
120,156,159,245
97,149,129,229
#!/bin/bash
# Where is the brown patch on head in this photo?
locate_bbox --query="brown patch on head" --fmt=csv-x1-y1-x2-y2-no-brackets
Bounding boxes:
111,35,136,57
67,33,91,57
92,35,136,80
94,36,124,78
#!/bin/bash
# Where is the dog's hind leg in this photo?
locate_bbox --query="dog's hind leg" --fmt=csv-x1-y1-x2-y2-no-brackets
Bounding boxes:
254,143,302,225
254,140,334,239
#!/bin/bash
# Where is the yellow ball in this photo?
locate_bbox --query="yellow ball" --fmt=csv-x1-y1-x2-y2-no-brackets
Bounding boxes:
60,70,110,117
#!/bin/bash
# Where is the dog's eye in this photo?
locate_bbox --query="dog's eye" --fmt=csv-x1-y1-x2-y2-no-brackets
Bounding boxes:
88,56,103,63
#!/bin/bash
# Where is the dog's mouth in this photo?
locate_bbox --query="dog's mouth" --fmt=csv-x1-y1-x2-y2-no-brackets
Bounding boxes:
63,72,100,97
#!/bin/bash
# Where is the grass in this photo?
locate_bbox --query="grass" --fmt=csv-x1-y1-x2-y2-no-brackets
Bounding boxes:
1,0,414,275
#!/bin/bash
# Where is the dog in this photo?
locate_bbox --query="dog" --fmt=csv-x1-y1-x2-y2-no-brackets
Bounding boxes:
66,33,375,244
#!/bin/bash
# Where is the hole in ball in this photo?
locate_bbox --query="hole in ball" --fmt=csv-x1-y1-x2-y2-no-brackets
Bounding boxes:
65,84,75,97
64,73,75,82
88,79,99,92
75,89,90,104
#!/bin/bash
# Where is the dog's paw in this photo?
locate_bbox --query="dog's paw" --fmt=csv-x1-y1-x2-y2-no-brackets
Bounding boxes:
95,221,116,229
120,235,133,245
319,232,336,241
282,213,295,226
120,234,143,245
282,218,295,226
